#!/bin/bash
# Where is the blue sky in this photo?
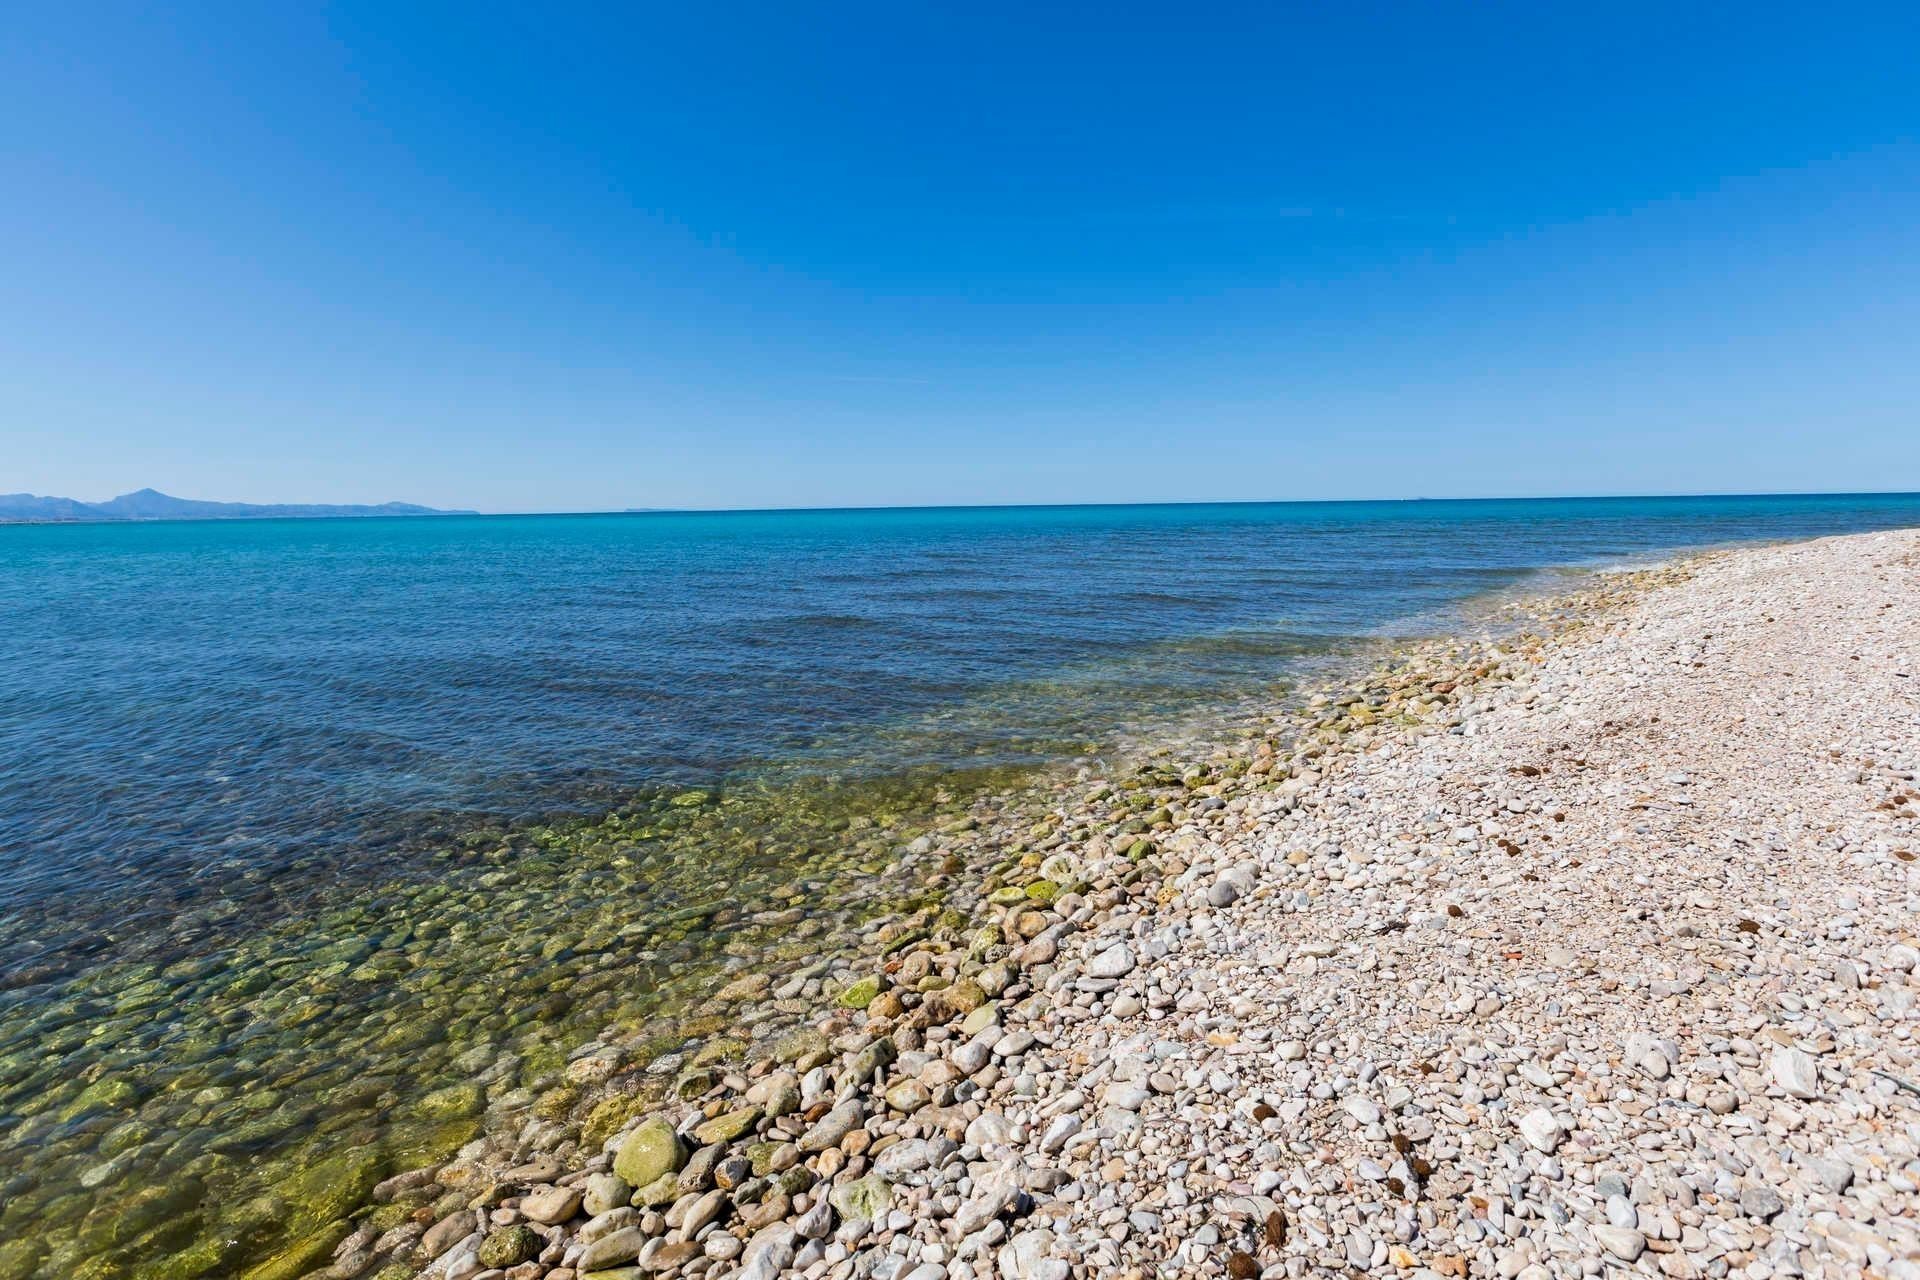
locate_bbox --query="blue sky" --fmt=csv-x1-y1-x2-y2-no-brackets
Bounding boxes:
3,3,1917,511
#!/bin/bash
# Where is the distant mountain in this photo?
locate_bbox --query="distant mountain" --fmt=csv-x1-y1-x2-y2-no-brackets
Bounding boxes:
0,488,474,523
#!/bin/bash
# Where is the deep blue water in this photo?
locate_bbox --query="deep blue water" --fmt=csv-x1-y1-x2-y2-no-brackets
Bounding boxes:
4,493,1919,963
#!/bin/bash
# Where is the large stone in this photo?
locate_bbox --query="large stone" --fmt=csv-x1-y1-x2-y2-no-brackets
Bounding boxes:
632,1170,681,1207
837,975,885,1009
1086,944,1136,979
841,1037,897,1089
416,1081,484,1120
520,1184,582,1225
954,1161,1023,1234
476,1224,540,1268
582,1172,632,1215
828,1173,891,1224
738,1223,798,1280
1516,1106,1561,1153
694,1106,761,1145
579,1224,647,1271
885,1079,931,1113
423,1211,478,1259
998,1227,1068,1280
798,1102,864,1153
613,1117,686,1189
1590,1226,1646,1261
1771,1046,1820,1099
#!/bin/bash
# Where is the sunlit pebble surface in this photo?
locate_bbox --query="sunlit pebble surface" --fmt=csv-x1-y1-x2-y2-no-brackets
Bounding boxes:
340,529,1920,1280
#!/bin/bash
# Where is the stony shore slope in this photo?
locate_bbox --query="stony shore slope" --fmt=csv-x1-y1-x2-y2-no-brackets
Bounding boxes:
398,530,1919,1280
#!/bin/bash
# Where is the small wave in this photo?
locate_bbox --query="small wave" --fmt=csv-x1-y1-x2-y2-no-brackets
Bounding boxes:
762,613,889,631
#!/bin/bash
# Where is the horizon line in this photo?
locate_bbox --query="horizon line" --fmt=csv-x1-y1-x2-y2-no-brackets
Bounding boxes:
8,486,1920,528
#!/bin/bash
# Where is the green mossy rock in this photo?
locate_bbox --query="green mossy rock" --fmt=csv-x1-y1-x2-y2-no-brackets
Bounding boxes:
535,1085,581,1121
611,1117,684,1188
137,1233,234,1280
842,1036,897,1087
836,975,885,1009
942,979,987,1013
416,1081,484,1120
690,1036,747,1068
58,1076,140,1121
76,1178,206,1252
632,1170,680,1207
583,1093,649,1149
693,1106,760,1145
478,1224,540,1268
773,1027,829,1063
960,1004,1000,1036
0,1241,38,1280
284,1147,386,1226
828,1173,891,1223
238,1222,349,1280
673,1067,717,1100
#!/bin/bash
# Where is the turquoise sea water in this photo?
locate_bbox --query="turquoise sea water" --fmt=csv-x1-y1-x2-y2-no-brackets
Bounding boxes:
5,492,1920,981
5,492,1920,1279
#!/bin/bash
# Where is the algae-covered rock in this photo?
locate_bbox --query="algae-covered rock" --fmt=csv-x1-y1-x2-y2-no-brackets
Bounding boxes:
690,1036,747,1068
694,1105,761,1145
673,1067,717,1100
58,1076,140,1121
238,1222,349,1280
477,1224,539,1268
632,1169,681,1207
535,1084,581,1122
0,1240,36,1280
611,1117,684,1188
842,1037,896,1089
76,1177,206,1252
772,1027,829,1063
743,1140,788,1177
138,1233,235,1280
415,1081,483,1120
828,1173,891,1223
582,1092,648,1148
836,975,885,1010
283,1146,386,1226
581,1171,631,1215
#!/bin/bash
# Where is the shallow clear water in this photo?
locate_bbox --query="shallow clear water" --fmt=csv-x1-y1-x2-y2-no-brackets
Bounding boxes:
3,493,1920,1279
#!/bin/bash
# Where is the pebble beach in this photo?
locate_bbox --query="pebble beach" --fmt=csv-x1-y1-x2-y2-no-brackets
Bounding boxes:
327,529,1920,1280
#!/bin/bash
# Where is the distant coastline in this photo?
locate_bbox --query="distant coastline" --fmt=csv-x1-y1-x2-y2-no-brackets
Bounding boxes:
0,487,474,524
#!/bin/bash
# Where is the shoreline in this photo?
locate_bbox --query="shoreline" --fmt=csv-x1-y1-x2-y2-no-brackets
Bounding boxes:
393,530,1919,1280
11,531,1918,1280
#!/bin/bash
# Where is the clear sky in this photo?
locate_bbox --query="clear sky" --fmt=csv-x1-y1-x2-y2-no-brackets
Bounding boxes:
3,3,1917,511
